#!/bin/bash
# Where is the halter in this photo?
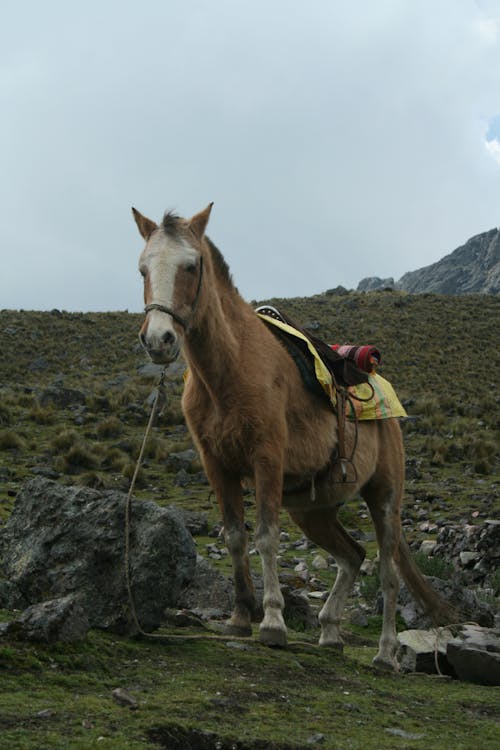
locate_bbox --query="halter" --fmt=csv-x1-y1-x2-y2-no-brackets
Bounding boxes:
144,256,204,331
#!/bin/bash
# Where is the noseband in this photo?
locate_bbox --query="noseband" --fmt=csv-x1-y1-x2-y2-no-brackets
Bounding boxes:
144,256,204,331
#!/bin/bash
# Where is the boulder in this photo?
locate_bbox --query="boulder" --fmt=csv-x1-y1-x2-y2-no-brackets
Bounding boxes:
0,478,196,633
398,625,500,685
447,625,500,686
397,628,454,675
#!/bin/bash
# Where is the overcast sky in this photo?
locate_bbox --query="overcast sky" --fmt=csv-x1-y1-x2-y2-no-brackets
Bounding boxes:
1,0,499,311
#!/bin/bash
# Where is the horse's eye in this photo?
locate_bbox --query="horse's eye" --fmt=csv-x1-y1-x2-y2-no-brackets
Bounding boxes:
185,262,197,274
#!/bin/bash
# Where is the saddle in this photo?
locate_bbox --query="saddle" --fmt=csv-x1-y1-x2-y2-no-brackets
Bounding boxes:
256,305,369,398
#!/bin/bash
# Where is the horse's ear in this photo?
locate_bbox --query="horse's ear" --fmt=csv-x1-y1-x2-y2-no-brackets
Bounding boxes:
188,203,213,241
132,207,158,240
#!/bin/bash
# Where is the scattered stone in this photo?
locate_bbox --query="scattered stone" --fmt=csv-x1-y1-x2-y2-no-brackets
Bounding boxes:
283,587,318,630
30,466,60,480
167,449,198,472
163,609,205,629
36,709,56,719
308,591,328,601
39,385,86,409
311,554,329,570
419,540,437,557
28,357,49,372
432,521,500,586
384,728,425,740
397,576,495,629
307,733,325,744
111,688,139,710
350,608,369,628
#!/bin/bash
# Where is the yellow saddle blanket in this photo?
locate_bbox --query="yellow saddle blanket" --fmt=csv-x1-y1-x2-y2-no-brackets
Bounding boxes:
256,312,407,421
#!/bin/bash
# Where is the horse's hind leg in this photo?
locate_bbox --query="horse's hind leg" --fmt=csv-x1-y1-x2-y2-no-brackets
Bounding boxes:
362,481,402,671
203,455,255,636
289,508,366,650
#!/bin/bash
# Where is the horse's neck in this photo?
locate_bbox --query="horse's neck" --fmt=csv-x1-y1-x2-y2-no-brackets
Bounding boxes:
183,282,244,395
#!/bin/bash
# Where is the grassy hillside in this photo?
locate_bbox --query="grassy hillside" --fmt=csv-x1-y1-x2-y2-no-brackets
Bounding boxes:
0,293,499,749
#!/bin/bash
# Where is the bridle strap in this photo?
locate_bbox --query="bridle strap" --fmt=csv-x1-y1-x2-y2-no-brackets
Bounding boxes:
144,256,204,331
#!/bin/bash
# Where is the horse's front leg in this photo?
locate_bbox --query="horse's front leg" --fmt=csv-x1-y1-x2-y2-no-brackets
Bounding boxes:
254,461,286,647
203,454,255,635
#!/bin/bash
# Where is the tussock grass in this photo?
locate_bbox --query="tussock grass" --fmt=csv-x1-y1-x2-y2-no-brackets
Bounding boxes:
0,298,499,749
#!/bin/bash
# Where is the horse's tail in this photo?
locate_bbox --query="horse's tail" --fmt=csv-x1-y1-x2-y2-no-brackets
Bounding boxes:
397,536,458,625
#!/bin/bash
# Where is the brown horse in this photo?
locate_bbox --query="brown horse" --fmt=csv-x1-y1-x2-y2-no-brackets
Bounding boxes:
133,203,453,670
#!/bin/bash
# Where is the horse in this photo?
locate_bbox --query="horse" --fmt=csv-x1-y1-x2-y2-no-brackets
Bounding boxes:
132,203,454,671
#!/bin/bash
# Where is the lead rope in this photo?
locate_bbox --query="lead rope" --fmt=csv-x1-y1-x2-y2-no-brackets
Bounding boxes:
124,368,254,643
124,368,167,637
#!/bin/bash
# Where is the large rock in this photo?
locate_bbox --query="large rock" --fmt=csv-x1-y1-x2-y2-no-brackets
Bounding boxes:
447,625,500,686
398,625,500,685
0,478,196,633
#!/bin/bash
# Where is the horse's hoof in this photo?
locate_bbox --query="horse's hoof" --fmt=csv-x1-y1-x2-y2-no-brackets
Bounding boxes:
259,626,288,648
224,621,253,637
372,655,399,672
319,637,344,652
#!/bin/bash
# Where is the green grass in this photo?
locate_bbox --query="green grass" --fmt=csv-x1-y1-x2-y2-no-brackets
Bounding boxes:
0,296,499,749
0,630,498,750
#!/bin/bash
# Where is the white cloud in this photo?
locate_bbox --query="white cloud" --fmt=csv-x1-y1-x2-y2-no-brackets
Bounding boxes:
475,15,499,44
485,137,500,165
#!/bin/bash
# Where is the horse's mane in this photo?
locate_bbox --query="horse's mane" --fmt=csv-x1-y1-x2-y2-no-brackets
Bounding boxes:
205,237,234,288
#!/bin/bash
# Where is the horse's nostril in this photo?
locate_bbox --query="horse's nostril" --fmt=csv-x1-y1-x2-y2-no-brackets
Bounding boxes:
162,331,175,345
140,332,148,348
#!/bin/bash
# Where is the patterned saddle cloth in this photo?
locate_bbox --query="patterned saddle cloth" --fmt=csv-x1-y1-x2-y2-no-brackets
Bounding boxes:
256,306,407,421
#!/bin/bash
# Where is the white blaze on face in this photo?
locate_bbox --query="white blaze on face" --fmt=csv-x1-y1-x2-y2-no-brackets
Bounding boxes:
141,230,198,348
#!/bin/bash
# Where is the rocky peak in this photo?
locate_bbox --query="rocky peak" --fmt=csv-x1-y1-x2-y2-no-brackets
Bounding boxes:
357,227,500,294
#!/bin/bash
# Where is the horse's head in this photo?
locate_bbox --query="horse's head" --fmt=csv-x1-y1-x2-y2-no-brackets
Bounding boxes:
133,204,213,364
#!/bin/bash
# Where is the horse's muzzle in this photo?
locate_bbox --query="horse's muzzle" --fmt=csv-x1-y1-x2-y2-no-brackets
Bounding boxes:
139,331,180,365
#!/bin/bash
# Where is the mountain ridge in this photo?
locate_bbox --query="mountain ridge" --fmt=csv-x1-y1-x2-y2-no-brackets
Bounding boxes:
358,226,500,294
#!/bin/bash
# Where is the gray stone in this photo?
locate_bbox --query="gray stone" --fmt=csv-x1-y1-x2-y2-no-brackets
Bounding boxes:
168,506,209,536
397,576,495,629
0,477,196,633
357,277,395,292
177,555,234,616
17,595,89,643
39,385,86,409
447,625,500,686
396,227,500,294
397,628,454,675
166,449,198,472
0,578,28,609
